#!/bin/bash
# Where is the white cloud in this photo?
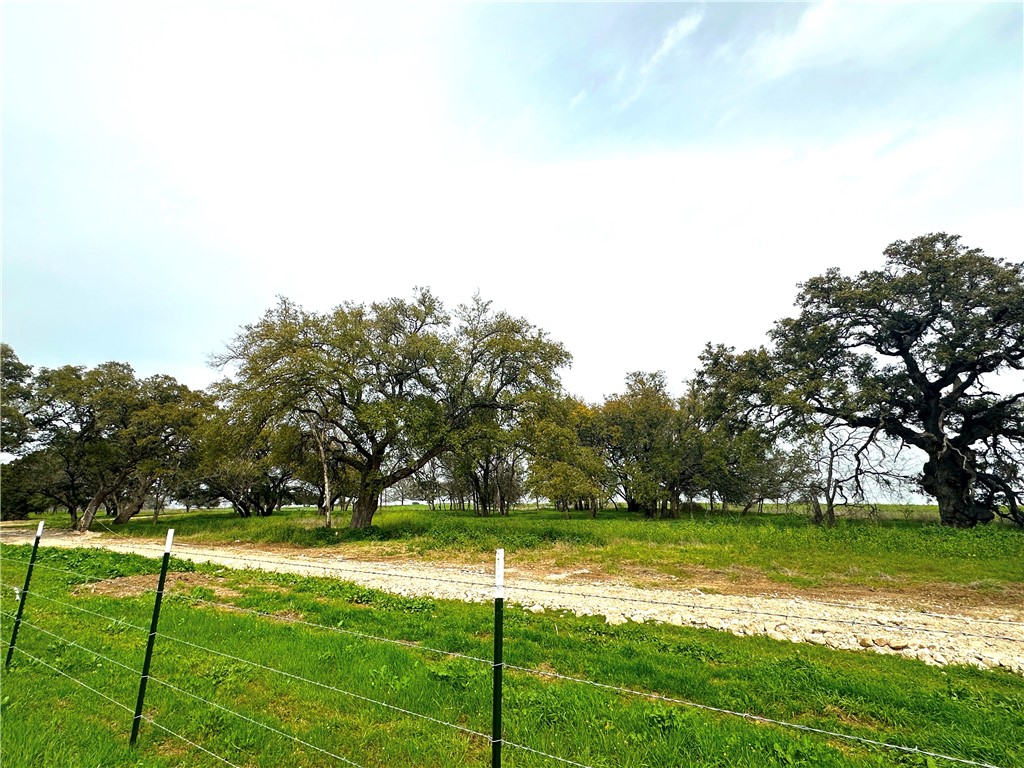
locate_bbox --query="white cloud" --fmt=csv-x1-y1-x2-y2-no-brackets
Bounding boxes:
568,89,588,110
641,11,704,76
746,1,990,80
619,11,704,110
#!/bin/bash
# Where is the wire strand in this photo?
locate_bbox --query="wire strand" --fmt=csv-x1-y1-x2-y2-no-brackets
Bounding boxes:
504,583,1024,644
9,646,134,712
139,716,245,768
178,594,492,666
147,674,367,768
154,628,492,741
502,662,1007,768
502,739,596,768
8,646,243,768
26,590,150,633
0,610,141,676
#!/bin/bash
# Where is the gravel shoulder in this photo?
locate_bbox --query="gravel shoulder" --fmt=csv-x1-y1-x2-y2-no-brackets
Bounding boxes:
3,526,1022,675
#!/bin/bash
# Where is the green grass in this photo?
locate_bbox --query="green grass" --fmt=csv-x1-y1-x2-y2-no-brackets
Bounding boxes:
45,503,1024,596
1,544,1021,767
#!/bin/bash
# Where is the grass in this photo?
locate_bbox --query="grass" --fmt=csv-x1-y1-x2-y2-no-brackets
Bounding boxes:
1,544,1021,767
34,503,1024,598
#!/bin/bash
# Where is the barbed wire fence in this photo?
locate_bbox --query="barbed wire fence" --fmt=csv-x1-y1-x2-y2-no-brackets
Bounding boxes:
0,525,1018,768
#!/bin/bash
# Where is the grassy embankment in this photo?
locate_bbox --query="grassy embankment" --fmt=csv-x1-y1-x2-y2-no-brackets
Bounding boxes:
1,544,1021,767
32,503,1024,601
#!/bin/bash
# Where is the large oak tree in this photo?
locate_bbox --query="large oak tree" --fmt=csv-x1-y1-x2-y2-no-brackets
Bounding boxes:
765,233,1022,527
217,290,569,529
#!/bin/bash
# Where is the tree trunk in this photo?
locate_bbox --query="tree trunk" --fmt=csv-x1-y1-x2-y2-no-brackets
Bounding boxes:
810,496,824,525
921,448,995,527
350,494,379,529
317,433,333,529
114,478,153,524
75,489,110,532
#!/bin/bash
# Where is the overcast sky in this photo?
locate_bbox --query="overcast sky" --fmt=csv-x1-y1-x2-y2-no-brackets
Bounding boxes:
3,1,1021,402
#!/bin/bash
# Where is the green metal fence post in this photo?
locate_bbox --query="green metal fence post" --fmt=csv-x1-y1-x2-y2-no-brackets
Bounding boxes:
4,521,44,669
130,528,174,746
492,548,504,768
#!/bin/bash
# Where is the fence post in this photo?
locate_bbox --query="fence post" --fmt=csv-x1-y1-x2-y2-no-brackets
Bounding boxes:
492,548,504,768
130,528,174,746
4,521,44,669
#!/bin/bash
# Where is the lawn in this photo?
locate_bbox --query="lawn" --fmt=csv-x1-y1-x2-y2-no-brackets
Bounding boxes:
1,544,1021,767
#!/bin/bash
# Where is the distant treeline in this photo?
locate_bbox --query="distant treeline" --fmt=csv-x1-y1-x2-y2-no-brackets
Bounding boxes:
2,233,1021,530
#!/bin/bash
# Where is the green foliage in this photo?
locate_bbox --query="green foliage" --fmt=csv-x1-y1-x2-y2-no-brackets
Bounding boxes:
216,291,570,529
768,234,1024,527
0,343,33,453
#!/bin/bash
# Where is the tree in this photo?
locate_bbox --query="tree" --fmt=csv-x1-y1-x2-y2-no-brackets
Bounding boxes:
524,395,609,516
759,233,1023,527
194,403,302,518
1,344,34,453
596,372,678,515
0,455,55,520
217,291,569,529
24,362,208,531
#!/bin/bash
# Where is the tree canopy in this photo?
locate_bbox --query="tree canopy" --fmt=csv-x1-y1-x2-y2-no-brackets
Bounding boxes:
717,233,1023,527
216,290,570,528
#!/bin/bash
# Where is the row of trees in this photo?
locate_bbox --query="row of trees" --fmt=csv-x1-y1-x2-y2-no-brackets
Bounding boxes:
3,234,1022,529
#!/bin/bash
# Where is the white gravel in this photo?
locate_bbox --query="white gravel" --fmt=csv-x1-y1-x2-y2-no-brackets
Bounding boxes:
3,527,1022,675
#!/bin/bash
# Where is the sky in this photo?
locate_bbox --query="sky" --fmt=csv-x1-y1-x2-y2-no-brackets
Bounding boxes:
3,1,1022,403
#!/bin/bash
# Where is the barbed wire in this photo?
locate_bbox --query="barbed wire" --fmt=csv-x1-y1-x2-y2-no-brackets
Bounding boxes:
154,627,493,742
8,557,1015,768
9,646,136,711
24,590,149,633
0,554,155,591
797,597,1024,627
504,583,1024,644
502,662,1007,768
178,594,492,666
0,609,141,676
139,714,245,768
502,739,597,767
169,544,495,592
148,673,368,768
7,646,244,768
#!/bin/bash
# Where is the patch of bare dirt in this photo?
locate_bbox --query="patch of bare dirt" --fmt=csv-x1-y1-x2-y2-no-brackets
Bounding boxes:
74,572,242,599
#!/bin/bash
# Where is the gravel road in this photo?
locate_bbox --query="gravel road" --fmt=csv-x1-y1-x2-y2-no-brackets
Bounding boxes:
2,526,1021,675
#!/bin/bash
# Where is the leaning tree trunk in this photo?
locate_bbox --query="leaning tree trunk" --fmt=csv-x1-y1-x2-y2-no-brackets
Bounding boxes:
921,448,995,528
75,489,110,532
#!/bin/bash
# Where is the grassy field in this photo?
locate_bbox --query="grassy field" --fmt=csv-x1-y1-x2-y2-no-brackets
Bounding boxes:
1,544,1021,767
32,504,1024,601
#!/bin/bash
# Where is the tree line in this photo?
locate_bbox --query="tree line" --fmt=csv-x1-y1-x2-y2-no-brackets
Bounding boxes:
2,234,1021,530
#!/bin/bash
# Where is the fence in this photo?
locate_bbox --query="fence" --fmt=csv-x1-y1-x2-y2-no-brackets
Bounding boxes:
0,523,1018,768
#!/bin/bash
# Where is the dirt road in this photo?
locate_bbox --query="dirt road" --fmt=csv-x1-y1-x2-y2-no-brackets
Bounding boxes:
2,525,1021,675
